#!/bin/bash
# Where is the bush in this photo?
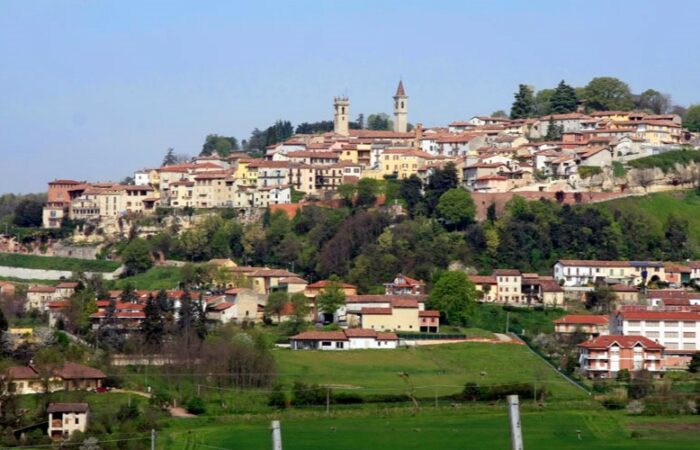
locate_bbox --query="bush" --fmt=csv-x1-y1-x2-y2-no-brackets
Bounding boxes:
292,381,326,406
454,382,545,402
332,392,363,405
116,403,140,421
268,384,287,409
185,397,206,415
602,397,627,410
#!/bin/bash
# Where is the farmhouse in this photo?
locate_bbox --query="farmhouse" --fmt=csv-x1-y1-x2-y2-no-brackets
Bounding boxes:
554,315,609,336
290,329,398,350
47,403,90,439
3,363,106,395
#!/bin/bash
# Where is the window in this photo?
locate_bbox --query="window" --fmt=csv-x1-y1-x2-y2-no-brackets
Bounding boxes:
683,332,696,338
665,332,679,338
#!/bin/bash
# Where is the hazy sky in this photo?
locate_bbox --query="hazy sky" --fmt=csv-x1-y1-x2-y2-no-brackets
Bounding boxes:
1,0,699,193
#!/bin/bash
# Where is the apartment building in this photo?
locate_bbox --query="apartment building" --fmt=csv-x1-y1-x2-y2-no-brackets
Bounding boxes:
610,310,700,355
578,335,664,379
553,260,665,287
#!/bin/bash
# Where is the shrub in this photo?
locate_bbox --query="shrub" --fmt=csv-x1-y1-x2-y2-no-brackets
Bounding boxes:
185,397,206,415
116,403,140,421
268,384,287,409
602,397,626,410
292,381,326,406
332,392,363,404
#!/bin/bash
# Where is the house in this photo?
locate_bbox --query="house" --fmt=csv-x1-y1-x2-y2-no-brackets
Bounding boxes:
610,310,700,355
304,280,358,299
553,260,665,287
521,275,565,306
578,335,664,379
384,274,426,296
278,277,308,294
4,363,106,395
689,261,700,282
0,281,16,298
356,298,439,333
419,310,440,333
47,403,90,439
468,275,498,302
554,315,609,336
290,329,398,350
26,286,59,312
610,284,639,304
664,263,691,286
205,288,261,324
493,269,522,304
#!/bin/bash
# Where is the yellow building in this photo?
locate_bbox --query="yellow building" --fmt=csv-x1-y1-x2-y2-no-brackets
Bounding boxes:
235,159,261,187
359,300,420,332
380,148,439,179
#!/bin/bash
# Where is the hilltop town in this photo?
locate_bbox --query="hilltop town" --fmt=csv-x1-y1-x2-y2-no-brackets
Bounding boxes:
2,78,700,448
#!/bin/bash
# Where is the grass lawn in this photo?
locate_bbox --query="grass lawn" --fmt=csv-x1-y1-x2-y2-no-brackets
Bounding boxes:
602,189,700,249
158,407,700,450
0,252,120,273
274,342,584,400
113,266,182,289
0,275,59,285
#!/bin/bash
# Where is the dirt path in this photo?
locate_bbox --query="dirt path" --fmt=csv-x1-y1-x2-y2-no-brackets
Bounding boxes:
169,406,196,418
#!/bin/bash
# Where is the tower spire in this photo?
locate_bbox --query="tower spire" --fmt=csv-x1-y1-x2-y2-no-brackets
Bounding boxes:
393,80,408,133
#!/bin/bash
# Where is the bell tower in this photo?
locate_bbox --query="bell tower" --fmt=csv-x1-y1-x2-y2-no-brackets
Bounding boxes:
393,80,408,133
334,96,350,136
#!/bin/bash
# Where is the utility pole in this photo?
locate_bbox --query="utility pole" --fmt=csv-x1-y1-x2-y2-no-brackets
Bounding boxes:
271,420,282,450
507,395,524,450
151,429,156,450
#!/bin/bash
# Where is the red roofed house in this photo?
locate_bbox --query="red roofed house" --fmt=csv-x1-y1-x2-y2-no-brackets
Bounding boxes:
47,402,90,439
554,315,609,336
206,288,262,324
384,273,426,296
357,298,440,333
26,286,59,312
290,328,398,350
3,363,106,395
578,335,664,379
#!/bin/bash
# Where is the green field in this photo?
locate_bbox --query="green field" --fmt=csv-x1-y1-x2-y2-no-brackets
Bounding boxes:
0,252,120,273
158,407,700,450
113,266,182,289
603,189,700,248
274,342,584,399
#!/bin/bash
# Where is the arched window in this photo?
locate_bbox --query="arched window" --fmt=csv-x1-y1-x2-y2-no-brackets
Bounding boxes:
401,101,404,109
342,107,345,114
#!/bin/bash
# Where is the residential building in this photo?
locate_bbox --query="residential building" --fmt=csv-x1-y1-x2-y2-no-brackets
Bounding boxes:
610,310,700,355
553,260,665,287
553,315,609,336
578,335,664,379
384,274,426,296
290,329,398,350
47,403,90,439
493,269,522,303
26,286,60,312
3,363,106,395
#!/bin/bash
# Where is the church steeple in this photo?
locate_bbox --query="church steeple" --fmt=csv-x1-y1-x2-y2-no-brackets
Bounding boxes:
393,80,408,133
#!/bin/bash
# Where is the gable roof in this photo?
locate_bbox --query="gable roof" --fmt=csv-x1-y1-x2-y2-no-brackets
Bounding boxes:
579,335,663,350
47,403,89,413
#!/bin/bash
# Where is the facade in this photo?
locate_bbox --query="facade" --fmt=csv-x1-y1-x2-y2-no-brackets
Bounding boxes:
610,310,700,355
553,260,665,287
4,363,106,395
334,97,350,136
554,315,609,336
384,274,426,296
47,403,90,439
290,329,398,350
578,335,664,379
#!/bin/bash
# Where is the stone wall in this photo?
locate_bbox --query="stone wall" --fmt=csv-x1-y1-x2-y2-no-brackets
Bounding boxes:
0,265,123,281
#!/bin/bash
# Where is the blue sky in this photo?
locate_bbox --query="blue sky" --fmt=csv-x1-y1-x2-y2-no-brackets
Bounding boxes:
1,0,699,193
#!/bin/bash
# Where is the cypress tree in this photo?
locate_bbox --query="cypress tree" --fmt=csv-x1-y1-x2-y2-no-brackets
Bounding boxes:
550,80,578,114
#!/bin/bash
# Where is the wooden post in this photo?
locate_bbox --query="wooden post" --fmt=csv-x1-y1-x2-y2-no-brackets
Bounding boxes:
507,395,524,450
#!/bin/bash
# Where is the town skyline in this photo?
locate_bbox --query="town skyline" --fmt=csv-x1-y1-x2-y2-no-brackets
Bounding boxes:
2,0,700,193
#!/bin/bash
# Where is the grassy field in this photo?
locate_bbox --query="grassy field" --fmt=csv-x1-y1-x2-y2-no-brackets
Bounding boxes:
274,342,584,399
113,266,182,289
603,189,700,248
0,252,120,273
158,407,700,450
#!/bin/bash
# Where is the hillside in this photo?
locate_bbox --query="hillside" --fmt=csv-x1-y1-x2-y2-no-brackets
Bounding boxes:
601,189,700,249
0,253,120,273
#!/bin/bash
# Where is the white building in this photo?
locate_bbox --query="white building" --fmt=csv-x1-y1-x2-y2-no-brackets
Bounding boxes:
611,310,700,354
290,329,398,350
553,260,665,287
48,403,89,439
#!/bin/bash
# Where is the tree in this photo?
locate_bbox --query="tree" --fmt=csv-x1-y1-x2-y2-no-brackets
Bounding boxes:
510,84,535,119
162,147,177,166
366,113,393,131
141,294,164,350
664,214,690,260
355,179,378,208
265,291,289,323
200,134,239,157
533,89,554,116
491,110,508,118
427,271,478,325
425,162,459,213
0,309,7,332
688,352,700,373
121,238,153,276
316,276,346,320
399,175,424,215
545,122,563,140
436,188,476,230
635,89,671,114
549,80,578,114
356,113,365,129
684,104,700,132
13,199,43,227
337,184,357,207
583,77,634,112
631,168,656,191
585,283,616,313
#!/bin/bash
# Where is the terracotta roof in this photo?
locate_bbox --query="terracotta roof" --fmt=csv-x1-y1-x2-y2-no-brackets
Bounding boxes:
493,269,521,276
556,259,663,268
50,179,81,185
290,331,348,341
307,280,357,289
419,310,440,318
395,80,406,97
476,175,507,182
468,275,497,285
391,298,419,308
376,332,399,341
28,286,56,293
47,301,69,309
616,311,700,321
224,288,244,295
249,269,299,278
344,328,378,338
5,366,39,379
554,315,609,325
56,282,79,289
579,335,663,350
210,301,234,311
360,307,393,315
279,277,308,285
346,294,427,303
47,403,89,413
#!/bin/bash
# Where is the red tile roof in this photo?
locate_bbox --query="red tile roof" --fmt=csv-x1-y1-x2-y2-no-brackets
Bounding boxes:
290,331,348,341
47,403,89,413
419,310,440,318
391,298,419,308
28,286,56,293
493,269,521,276
346,294,427,303
468,275,497,285
56,282,79,289
360,307,392,315
210,302,234,311
554,315,609,325
579,335,663,350
616,311,700,321
306,280,357,289
53,363,106,380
